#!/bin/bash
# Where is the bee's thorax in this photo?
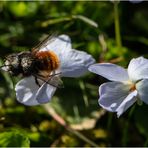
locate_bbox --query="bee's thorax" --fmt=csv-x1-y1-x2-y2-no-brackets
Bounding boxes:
34,51,59,72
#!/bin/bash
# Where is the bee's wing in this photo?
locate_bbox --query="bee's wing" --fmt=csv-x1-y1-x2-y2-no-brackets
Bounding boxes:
33,73,64,88
32,33,58,52
47,75,64,88
33,34,72,53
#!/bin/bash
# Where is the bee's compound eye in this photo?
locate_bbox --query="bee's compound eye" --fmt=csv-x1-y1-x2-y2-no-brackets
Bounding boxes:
11,57,19,68
5,55,20,70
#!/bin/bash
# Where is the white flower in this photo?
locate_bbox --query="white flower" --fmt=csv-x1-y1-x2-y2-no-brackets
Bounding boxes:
88,57,148,117
15,35,95,106
129,0,143,3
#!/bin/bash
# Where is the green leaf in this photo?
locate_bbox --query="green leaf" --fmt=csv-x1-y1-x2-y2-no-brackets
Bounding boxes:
7,2,38,17
0,130,30,147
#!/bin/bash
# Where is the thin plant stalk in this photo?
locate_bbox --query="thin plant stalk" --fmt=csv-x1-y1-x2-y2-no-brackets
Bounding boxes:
121,105,136,146
114,1,122,48
43,104,98,147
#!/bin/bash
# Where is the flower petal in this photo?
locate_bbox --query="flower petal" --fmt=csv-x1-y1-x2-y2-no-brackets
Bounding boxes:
128,57,148,82
15,76,56,106
40,34,72,53
136,79,148,104
89,63,129,82
40,34,95,77
36,82,57,104
116,90,137,117
129,0,143,3
60,49,95,77
99,82,137,117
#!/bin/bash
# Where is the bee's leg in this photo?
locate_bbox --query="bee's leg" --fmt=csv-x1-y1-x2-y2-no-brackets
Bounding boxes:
49,72,62,78
34,76,41,87
34,71,62,79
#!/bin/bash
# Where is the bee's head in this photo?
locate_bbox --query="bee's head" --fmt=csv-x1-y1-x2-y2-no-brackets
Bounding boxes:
1,53,21,76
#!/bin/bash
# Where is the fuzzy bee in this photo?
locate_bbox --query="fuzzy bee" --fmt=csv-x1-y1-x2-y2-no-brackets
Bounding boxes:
1,35,95,106
2,36,62,88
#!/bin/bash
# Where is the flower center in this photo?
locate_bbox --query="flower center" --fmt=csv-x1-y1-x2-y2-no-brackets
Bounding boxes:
129,83,136,92
125,80,136,92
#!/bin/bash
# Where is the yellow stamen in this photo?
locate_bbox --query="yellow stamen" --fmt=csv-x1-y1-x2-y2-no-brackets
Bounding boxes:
124,80,136,92
129,83,136,92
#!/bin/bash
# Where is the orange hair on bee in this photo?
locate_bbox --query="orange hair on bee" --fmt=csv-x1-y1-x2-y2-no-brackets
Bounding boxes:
35,51,60,72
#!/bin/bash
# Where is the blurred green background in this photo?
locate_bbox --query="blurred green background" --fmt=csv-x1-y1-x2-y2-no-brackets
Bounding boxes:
0,1,148,147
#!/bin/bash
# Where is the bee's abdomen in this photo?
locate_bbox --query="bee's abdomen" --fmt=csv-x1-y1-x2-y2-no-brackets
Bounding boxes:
35,51,59,72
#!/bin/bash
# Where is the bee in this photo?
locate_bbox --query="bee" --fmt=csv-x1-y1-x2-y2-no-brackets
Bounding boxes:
0,34,95,106
1,36,63,88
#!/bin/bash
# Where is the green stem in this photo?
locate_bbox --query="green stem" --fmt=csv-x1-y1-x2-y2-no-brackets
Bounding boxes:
107,113,113,131
144,137,148,147
122,106,135,146
114,1,122,48
122,121,129,146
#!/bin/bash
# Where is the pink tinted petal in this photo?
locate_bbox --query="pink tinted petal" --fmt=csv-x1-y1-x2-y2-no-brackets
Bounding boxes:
128,57,148,82
136,79,148,104
89,63,129,82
